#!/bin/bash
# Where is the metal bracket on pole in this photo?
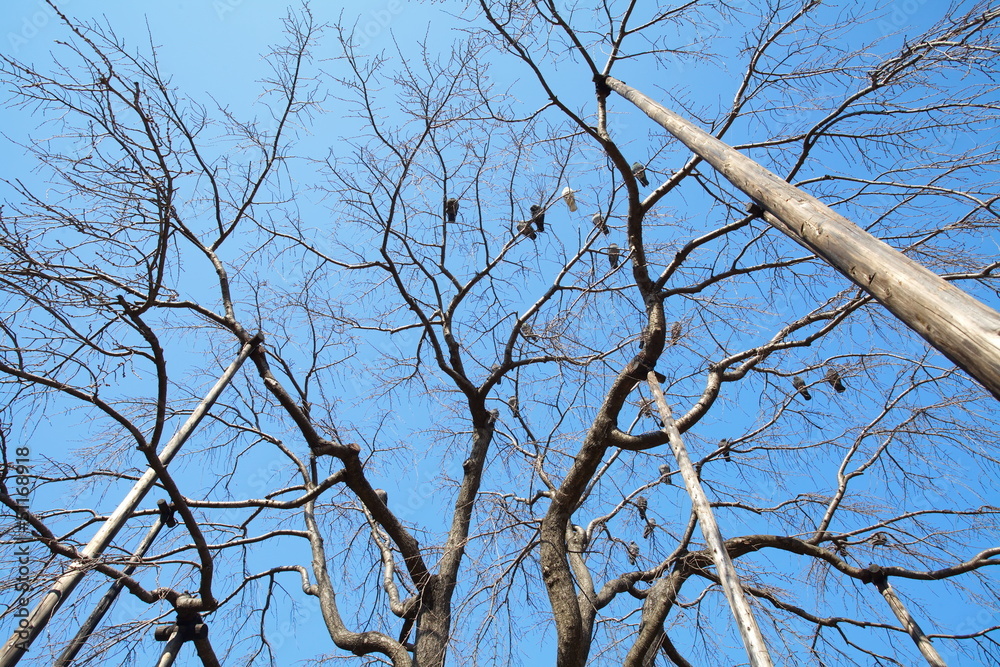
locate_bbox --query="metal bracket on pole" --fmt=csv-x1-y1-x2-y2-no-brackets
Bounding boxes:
0,334,263,667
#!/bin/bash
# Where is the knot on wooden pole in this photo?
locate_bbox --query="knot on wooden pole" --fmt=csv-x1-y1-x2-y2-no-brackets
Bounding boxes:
592,74,611,99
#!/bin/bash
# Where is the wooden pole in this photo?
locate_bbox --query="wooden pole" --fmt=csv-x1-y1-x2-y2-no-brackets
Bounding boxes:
867,566,948,667
606,76,1000,401
0,335,262,666
153,628,183,667
54,516,166,666
191,634,223,667
149,617,217,667
646,372,774,667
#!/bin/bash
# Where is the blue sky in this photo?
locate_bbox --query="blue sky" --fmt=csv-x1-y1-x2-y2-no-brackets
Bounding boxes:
2,1,441,129
2,1,997,666
0,4,456,664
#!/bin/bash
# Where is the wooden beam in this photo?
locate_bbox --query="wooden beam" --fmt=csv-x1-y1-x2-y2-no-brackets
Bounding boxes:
54,517,166,666
0,335,262,667
646,372,774,667
867,566,948,666
606,76,1000,400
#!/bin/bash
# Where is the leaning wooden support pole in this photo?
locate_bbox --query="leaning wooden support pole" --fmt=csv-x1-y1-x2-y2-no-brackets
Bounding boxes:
647,372,774,667
0,334,263,667
867,566,948,667
606,76,1000,401
54,515,166,667
153,628,184,667
191,634,223,667
150,616,216,667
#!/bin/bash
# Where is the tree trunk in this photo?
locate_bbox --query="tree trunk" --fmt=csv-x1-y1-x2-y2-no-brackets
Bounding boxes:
413,576,450,667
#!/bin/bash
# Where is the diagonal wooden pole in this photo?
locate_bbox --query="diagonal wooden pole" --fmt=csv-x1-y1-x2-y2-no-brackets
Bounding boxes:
153,627,185,667
605,76,1000,401
646,372,774,667
0,334,262,666
54,513,166,666
866,566,948,666
151,617,220,667
191,632,223,667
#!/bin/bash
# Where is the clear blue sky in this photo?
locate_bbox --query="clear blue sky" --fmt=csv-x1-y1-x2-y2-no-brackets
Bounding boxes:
1,2,986,666
1,3,466,665
3,0,425,102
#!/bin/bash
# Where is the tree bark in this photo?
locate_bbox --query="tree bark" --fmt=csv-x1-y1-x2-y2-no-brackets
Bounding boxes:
540,462,599,667
605,76,1000,401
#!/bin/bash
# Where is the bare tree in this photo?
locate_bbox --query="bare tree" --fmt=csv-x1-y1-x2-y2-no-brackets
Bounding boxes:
1,2,1000,666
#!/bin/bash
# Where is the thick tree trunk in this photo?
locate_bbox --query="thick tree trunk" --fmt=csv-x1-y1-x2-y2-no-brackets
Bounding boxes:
412,422,495,666
413,579,450,667
606,76,1000,401
540,437,609,667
